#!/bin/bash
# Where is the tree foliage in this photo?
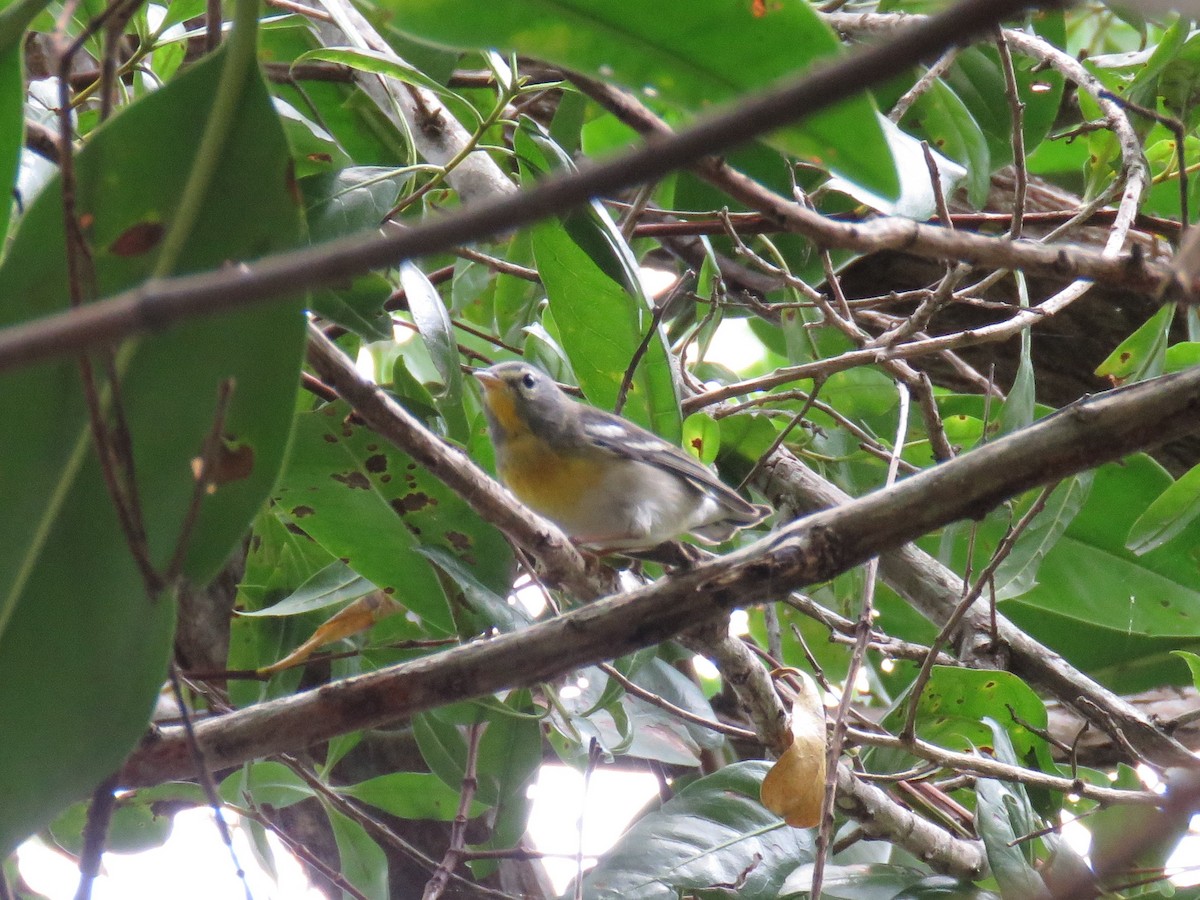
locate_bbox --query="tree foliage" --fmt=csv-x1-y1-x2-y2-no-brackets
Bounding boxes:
3,0,1200,898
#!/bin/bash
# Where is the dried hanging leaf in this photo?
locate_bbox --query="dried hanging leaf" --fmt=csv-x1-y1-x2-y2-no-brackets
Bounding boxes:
257,590,403,675
760,671,827,828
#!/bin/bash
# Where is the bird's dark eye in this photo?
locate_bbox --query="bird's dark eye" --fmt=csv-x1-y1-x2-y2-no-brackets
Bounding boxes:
521,373,536,390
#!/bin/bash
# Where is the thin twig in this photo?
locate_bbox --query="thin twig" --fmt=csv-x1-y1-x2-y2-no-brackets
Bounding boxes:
613,282,677,416
169,664,251,899
889,48,960,124
422,721,486,900
73,775,119,900
813,381,910,900
598,662,756,740
901,482,1058,743
994,27,1027,239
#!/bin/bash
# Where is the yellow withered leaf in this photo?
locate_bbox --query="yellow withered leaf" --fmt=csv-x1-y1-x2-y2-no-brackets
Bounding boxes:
257,591,402,676
760,671,827,828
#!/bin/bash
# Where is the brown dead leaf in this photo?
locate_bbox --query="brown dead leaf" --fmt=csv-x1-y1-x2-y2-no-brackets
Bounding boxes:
257,590,403,675
760,671,827,828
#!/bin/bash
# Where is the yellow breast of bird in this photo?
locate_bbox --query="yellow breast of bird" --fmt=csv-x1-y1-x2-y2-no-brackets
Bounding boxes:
497,433,602,524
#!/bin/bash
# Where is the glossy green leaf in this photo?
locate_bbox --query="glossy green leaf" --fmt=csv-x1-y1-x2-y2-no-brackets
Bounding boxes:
996,273,1034,437
682,413,721,465
413,545,526,634
302,166,411,242
227,511,339,706
274,401,513,635
628,656,725,753
0,49,22,247
976,776,1046,899
0,0,52,245
886,668,1053,772
262,23,408,166
0,48,305,854
579,761,812,900
492,230,540,344
1126,460,1200,555
975,722,1047,899
275,97,350,178
47,797,172,857
309,272,393,342
531,219,681,440
942,23,1065,171
381,0,899,201
516,121,646,299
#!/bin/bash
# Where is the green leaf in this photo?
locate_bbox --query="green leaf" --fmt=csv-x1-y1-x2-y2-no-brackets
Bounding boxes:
295,46,465,103
382,0,899,201
531,220,681,440
274,401,513,635
0,0,52,245
905,78,991,207
992,474,1092,601
942,29,1065,170
781,865,992,899
47,797,172,857
275,97,350,178
0,48,23,247
309,272,393,342
996,273,1035,437
238,559,376,617
341,772,483,821
220,761,314,809
0,48,305,854
413,545,528,634
683,413,721,465
976,777,1047,899
415,692,541,808
1095,304,1174,385
975,723,1048,900
1126,460,1200,555
303,166,412,242
884,668,1053,773
1003,456,1200,640
400,261,470,441
579,761,812,899
1171,649,1200,691
628,656,725,753
326,807,389,899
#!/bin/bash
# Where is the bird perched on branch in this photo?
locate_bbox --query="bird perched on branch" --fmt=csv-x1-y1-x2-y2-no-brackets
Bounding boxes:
474,361,770,550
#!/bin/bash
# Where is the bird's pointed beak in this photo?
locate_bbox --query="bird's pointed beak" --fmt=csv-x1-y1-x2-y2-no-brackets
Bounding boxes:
472,368,501,390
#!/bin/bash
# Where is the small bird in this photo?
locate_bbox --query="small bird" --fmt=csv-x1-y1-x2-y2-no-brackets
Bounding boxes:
473,361,770,550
